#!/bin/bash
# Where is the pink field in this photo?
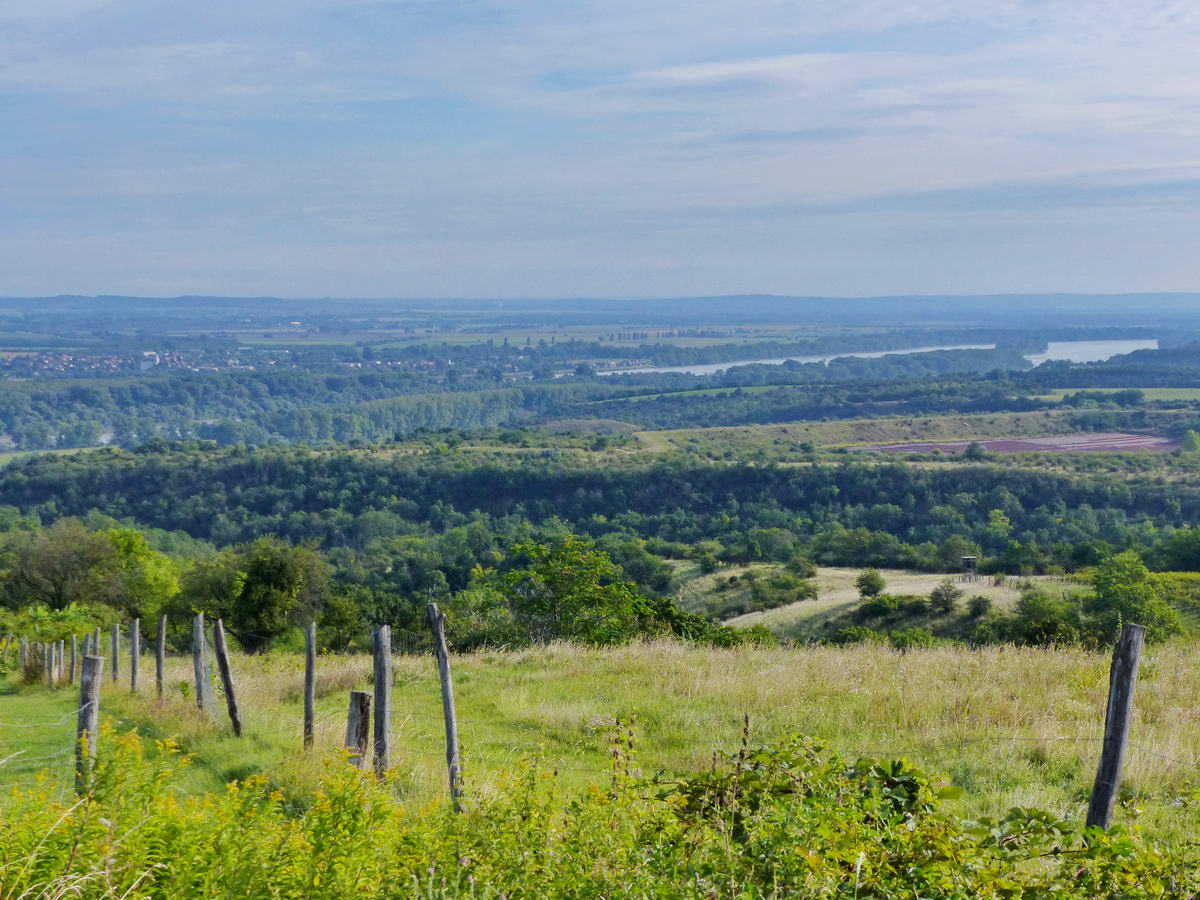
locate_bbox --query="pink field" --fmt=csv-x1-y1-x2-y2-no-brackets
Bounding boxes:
876,433,1179,454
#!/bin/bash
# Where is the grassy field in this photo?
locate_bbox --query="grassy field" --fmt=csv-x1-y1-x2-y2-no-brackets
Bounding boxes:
634,408,1196,458
4,640,1199,843
1038,388,1200,402
724,567,1031,635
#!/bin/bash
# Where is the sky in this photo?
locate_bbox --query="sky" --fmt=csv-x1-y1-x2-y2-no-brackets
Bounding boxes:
3,0,1200,298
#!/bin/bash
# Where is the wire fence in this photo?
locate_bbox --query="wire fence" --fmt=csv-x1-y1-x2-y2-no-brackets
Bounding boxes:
4,625,1199,811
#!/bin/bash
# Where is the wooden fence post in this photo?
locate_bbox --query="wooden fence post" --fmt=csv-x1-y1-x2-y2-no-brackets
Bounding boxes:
44,642,55,689
76,654,103,795
18,636,26,669
372,625,392,777
57,640,64,683
212,619,242,737
69,634,77,685
130,618,140,692
426,604,463,811
110,624,120,683
92,627,101,662
192,613,209,711
1086,622,1146,830
304,622,316,749
345,690,371,768
156,615,167,699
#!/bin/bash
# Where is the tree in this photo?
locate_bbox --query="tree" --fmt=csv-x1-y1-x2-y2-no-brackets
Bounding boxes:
99,528,181,620
0,519,118,611
1182,430,1200,452
465,536,652,645
962,442,988,461
1085,550,1182,643
228,538,331,653
856,569,886,598
928,580,963,615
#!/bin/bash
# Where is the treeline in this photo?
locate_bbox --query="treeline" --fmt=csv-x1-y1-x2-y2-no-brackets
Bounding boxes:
5,444,1200,576
0,516,765,655
579,379,1045,430
1018,343,1200,389
0,376,633,449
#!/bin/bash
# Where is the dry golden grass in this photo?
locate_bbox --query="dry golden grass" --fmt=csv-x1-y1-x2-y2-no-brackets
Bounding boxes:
60,639,1195,841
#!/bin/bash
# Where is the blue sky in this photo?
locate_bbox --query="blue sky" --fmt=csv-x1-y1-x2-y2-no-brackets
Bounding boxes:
3,0,1200,298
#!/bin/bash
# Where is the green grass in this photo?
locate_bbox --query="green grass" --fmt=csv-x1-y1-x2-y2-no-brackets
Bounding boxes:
7,640,1200,842
0,676,83,795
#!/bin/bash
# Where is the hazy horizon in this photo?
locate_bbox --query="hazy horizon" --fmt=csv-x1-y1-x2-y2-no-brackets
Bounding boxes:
5,1,1200,298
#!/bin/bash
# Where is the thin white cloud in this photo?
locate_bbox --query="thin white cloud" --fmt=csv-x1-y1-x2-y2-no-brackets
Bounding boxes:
3,0,1200,295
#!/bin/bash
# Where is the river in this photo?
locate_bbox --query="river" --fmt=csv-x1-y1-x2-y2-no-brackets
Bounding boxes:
597,338,1160,377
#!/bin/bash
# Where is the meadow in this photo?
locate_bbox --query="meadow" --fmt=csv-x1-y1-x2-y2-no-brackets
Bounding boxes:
4,640,1199,846
631,408,1190,456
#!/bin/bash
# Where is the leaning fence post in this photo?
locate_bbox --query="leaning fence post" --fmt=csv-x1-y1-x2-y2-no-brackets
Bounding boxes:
372,625,392,777
1086,622,1146,830
212,619,242,737
156,615,167,699
130,618,140,692
345,690,371,768
69,634,77,685
76,654,103,795
427,604,463,812
304,622,316,749
19,636,27,670
192,613,209,711
110,624,120,683
45,642,55,689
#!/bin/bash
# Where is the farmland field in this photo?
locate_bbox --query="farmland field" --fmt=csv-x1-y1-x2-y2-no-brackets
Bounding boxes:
874,432,1180,454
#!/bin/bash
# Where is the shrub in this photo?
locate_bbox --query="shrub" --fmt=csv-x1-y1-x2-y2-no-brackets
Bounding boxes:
856,593,902,620
967,595,993,618
1008,588,1082,646
784,554,818,578
929,580,964,616
6,729,1195,897
856,568,886,598
888,626,938,651
827,625,887,646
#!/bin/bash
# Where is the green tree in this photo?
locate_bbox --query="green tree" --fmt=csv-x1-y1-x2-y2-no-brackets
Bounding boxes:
229,538,331,653
1182,429,1200,452
0,519,117,611
467,536,652,645
1085,550,1183,643
99,528,181,620
928,580,963,616
856,568,886,598
962,442,988,461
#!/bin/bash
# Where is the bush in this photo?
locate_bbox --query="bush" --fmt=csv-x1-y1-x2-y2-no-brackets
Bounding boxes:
1008,589,1082,646
929,581,964,616
967,595,993,618
888,626,938,651
827,625,887,646
856,569,886,598
784,554,818,578
856,593,902,620
7,729,1194,897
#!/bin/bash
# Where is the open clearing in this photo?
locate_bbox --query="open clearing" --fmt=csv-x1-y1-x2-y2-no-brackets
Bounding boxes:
1038,387,1200,402
632,408,1194,456
726,567,1033,636
874,432,1179,454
